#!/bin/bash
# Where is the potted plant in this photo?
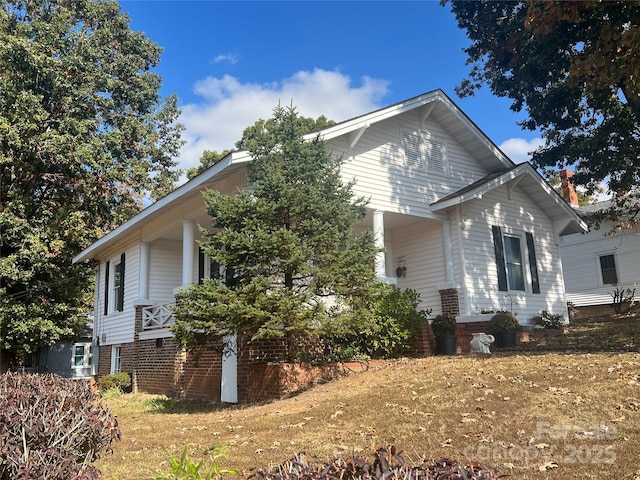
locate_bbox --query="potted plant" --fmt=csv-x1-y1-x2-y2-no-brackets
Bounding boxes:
489,311,520,348
431,314,457,355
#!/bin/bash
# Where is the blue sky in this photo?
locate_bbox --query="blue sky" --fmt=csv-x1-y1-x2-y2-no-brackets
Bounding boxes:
120,1,543,174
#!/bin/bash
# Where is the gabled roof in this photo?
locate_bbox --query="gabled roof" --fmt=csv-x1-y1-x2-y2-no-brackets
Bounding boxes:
431,163,588,235
311,89,514,173
73,90,585,262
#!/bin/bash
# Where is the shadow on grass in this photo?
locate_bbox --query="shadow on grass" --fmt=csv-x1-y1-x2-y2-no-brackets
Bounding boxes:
141,396,233,414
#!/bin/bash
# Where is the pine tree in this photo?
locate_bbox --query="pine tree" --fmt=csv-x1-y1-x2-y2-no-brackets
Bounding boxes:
171,105,379,359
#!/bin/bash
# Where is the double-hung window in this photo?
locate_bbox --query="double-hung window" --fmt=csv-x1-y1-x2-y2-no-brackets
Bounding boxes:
492,226,540,293
111,346,122,373
73,344,92,368
599,254,618,285
104,253,125,315
198,247,220,283
504,235,525,291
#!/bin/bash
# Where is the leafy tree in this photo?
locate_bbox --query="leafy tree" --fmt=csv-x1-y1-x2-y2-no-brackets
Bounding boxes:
171,105,378,360
186,149,232,180
185,115,335,180
0,0,183,357
445,0,640,226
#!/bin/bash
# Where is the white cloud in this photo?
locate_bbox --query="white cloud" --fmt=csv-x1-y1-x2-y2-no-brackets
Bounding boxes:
176,68,389,175
498,137,545,164
212,53,239,65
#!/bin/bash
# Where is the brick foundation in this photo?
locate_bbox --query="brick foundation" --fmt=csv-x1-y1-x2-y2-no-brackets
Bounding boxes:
243,361,388,404
439,288,460,317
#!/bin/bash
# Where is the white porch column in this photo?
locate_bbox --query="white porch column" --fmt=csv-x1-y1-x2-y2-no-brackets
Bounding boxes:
373,210,386,277
136,243,151,305
182,220,195,288
442,220,455,285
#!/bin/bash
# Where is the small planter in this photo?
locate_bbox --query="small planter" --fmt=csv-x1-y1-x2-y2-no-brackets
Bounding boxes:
493,331,517,348
436,335,458,355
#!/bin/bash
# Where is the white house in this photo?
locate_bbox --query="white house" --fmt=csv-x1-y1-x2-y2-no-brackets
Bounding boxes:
73,90,586,402
558,170,640,307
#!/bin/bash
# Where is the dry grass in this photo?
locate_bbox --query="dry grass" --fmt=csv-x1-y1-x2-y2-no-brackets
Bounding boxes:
97,309,640,480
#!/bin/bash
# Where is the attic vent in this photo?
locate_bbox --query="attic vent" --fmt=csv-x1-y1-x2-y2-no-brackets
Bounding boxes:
401,130,448,174
402,132,423,168
424,137,446,174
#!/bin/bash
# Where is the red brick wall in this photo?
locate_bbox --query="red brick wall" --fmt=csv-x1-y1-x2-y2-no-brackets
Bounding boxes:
455,321,492,353
135,337,181,397
179,341,224,401
96,343,136,377
237,334,287,403
244,361,388,403
439,288,460,317
410,325,436,356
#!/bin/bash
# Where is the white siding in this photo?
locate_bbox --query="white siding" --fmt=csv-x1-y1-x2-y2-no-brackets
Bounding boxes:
94,242,139,346
327,112,487,217
560,223,640,306
149,239,182,304
459,184,567,323
388,219,446,314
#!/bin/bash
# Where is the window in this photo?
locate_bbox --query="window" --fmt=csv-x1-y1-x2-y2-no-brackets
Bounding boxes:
110,346,121,373
113,260,123,310
73,344,92,368
402,130,448,174
599,254,618,285
198,248,220,284
504,235,525,291
492,226,540,293
104,253,125,315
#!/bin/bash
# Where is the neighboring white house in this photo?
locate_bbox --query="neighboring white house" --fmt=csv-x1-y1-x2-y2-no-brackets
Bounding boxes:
558,170,640,307
73,90,586,402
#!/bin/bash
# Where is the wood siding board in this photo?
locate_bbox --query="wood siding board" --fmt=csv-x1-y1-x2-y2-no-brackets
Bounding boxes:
560,222,640,306
149,240,182,304
462,186,567,320
328,114,491,218
389,221,446,313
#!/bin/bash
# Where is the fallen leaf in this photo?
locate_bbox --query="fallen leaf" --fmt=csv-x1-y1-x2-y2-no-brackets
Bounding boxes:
539,461,558,471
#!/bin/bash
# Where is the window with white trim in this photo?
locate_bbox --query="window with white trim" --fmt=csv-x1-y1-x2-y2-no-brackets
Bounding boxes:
104,253,125,315
492,226,540,293
72,344,92,368
198,247,220,284
504,235,525,291
402,130,448,174
110,346,121,373
599,254,618,285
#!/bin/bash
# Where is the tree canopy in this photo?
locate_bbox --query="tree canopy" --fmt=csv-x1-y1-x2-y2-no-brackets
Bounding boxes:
185,115,335,180
171,106,380,360
446,0,640,226
0,0,183,356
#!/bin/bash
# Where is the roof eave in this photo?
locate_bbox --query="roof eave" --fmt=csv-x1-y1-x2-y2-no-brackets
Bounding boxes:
73,151,251,264
430,163,588,234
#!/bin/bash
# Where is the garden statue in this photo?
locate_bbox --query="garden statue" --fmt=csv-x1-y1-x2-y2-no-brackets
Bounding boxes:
470,333,494,354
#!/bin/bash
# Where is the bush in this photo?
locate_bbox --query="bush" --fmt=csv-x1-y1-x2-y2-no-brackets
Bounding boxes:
320,285,431,361
153,444,238,480
0,372,121,479
532,310,565,329
98,372,132,392
255,446,495,479
430,314,457,337
489,311,520,333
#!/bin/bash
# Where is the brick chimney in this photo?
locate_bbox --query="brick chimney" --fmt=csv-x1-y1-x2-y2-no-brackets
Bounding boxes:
559,169,579,206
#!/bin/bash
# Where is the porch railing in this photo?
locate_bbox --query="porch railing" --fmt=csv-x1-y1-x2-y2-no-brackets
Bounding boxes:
142,304,175,330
